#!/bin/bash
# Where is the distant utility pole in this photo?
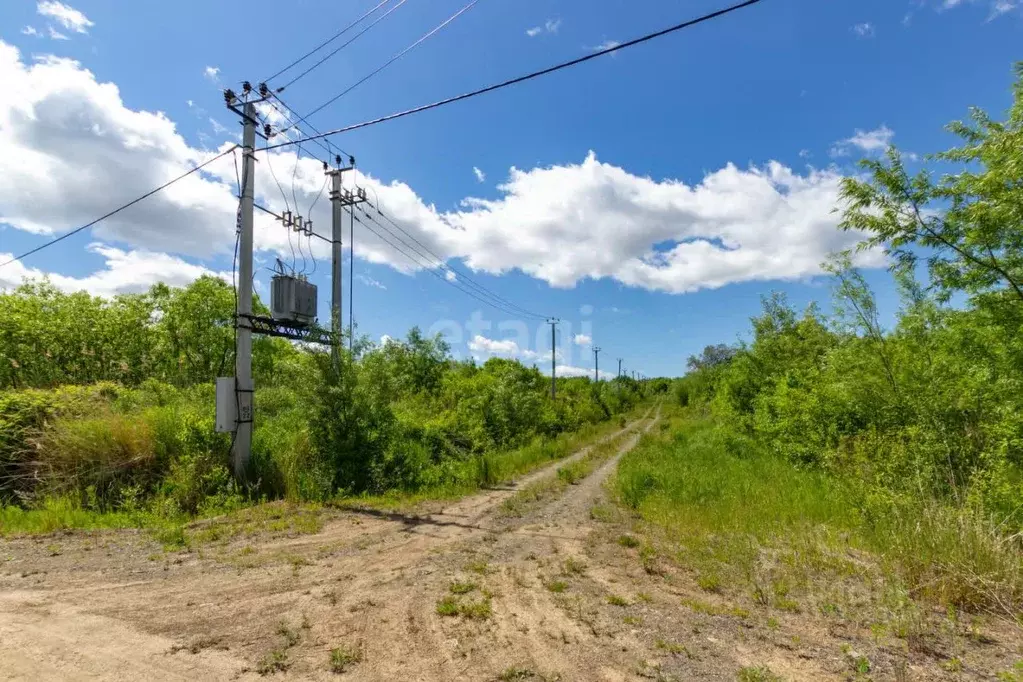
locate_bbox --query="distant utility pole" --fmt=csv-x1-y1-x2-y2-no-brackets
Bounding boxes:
617,357,623,378
547,318,559,399
593,346,602,383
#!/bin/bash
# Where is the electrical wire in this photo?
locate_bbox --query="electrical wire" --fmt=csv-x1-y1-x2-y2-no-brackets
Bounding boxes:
264,0,764,153
354,206,547,319
307,176,329,276
365,200,546,320
0,145,239,268
354,180,546,319
263,95,341,163
281,0,482,134
290,140,308,275
274,0,411,94
268,93,349,163
358,206,546,320
262,0,393,85
262,144,297,274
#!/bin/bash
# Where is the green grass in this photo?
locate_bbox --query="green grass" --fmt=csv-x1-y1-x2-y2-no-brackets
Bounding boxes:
655,639,694,658
435,596,460,616
0,495,189,540
736,666,782,682
345,411,646,513
545,580,568,593
613,407,1023,618
329,645,362,673
1,393,652,543
256,648,290,675
617,534,641,548
498,422,644,519
436,595,493,620
449,580,477,595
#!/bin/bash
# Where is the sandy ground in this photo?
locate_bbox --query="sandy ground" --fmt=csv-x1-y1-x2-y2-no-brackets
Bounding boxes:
2,404,1020,681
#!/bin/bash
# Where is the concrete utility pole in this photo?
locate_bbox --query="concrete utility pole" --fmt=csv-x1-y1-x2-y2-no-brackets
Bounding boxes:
593,346,602,383
617,357,623,378
328,167,346,342
326,161,357,346
233,100,256,479
547,318,559,399
349,202,355,352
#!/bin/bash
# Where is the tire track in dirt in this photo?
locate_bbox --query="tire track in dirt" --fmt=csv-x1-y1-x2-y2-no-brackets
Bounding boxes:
0,407,658,681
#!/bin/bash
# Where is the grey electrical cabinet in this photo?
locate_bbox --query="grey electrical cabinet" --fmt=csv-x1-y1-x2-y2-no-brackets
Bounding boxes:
271,274,317,327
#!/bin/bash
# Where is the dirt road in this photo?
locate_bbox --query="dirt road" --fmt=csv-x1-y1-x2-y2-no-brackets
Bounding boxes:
6,403,1016,681
0,408,671,681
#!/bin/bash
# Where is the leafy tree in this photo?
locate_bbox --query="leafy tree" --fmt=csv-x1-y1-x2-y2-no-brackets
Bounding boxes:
840,63,1023,316
686,344,738,372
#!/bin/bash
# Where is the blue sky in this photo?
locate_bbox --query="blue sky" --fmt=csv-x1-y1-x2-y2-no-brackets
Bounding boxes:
0,0,1020,377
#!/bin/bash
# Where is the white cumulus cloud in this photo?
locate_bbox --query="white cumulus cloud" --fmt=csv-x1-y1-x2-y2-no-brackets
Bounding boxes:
47,26,69,40
573,334,591,346
355,273,386,290
830,125,894,157
204,65,220,82
473,166,486,183
0,41,883,299
21,26,41,37
549,364,613,380
0,243,229,296
37,1,93,34
468,334,521,356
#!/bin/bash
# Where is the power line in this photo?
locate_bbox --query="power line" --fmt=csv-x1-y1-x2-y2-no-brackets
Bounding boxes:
274,0,411,94
353,208,546,318
263,0,764,153
262,0,393,85
0,145,239,269
263,95,343,163
356,205,547,320
288,0,482,130
364,202,546,320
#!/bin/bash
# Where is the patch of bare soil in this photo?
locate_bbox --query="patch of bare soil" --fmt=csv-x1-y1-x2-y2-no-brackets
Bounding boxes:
2,403,1019,681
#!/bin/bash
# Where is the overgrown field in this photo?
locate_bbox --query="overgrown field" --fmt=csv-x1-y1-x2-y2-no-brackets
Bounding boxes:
616,408,1023,623
0,279,657,534
611,67,1023,633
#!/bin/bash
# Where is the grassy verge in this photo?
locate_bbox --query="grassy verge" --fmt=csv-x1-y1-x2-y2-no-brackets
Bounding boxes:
612,406,1023,624
0,404,653,541
341,404,650,513
498,413,650,518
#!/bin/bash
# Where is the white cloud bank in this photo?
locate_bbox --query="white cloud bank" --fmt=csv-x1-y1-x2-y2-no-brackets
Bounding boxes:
37,1,93,34
468,334,521,356
0,244,229,297
0,40,883,298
